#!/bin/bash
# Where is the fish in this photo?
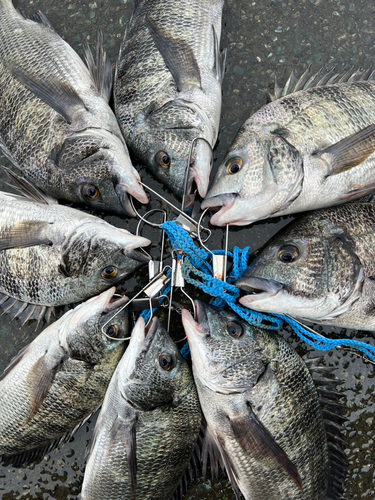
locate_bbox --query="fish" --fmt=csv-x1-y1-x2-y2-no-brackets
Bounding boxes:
0,0,148,216
114,0,225,199
0,287,129,467
237,203,375,331
202,67,375,226
81,316,202,500
182,301,346,500
0,176,150,324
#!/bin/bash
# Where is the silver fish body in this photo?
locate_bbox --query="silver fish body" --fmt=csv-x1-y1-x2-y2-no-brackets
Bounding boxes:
0,287,128,466
114,0,225,198
81,317,202,500
0,0,148,215
182,302,346,500
237,203,375,331
202,68,375,226
0,190,150,311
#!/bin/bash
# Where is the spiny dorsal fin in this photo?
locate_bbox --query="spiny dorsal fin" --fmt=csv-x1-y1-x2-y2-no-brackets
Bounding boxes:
83,31,113,102
268,66,375,101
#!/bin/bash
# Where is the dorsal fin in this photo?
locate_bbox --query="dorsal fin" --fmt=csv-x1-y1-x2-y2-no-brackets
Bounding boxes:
268,66,375,102
82,31,113,102
305,357,347,500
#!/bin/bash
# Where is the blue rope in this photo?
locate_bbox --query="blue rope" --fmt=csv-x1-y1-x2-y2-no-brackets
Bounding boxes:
161,221,375,363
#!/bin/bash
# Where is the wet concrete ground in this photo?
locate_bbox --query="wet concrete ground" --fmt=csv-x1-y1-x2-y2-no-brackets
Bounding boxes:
0,0,375,497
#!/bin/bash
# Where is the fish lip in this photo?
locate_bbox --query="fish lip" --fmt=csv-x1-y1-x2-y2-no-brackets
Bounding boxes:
194,300,208,326
124,247,151,263
116,183,149,217
143,316,160,351
103,291,129,313
181,301,209,337
201,194,237,225
237,276,284,300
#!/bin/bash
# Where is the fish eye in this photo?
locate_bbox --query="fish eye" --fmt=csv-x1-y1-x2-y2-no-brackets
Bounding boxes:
159,352,174,371
225,157,243,175
82,184,100,201
101,266,118,279
106,324,120,338
227,320,244,338
278,244,300,263
155,151,171,169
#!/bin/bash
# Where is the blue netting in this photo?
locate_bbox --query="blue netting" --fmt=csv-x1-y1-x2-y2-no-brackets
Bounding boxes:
161,220,375,363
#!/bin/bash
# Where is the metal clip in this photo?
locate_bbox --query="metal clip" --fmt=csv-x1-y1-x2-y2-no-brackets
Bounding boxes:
101,267,171,341
139,182,211,243
198,208,230,282
167,252,195,332
132,207,167,279
182,136,214,217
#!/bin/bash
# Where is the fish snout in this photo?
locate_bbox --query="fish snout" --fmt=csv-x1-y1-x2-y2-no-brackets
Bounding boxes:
115,182,149,217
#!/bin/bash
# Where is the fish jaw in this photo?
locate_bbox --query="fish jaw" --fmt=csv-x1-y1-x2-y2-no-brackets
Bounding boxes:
119,316,147,380
118,229,151,263
238,285,341,322
181,304,211,381
188,137,214,198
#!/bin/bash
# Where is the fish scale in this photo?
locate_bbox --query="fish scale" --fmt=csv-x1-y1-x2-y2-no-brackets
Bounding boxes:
115,0,224,197
0,289,128,466
81,318,202,500
238,203,375,331
203,69,375,226
0,0,147,215
182,303,343,500
0,190,150,311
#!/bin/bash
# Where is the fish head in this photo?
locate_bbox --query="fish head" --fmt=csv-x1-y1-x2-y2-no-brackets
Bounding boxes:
59,287,128,365
237,215,363,322
202,126,303,226
182,301,273,394
60,221,151,291
54,129,148,216
119,316,193,410
136,99,214,198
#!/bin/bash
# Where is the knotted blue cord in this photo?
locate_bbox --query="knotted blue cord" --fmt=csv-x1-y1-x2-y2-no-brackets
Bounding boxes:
161,221,375,363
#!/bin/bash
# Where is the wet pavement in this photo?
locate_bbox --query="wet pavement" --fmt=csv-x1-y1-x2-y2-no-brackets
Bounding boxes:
1,0,375,498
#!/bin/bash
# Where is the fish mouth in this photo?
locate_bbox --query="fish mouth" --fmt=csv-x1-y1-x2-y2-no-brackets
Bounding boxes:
124,247,151,263
236,277,284,305
181,300,209,337
116,182,149,218
103,288,130,313
201,194,238,226
143,317,160,352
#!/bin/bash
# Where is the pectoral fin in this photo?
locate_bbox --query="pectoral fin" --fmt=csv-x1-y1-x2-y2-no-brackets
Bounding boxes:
26,351,66,423
212,25,226,84
0,220,52,251
110,412,138,500
315,124,375,176
7,63,87,123
3,167,57,205
230,404,303,492
147,17,201,92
